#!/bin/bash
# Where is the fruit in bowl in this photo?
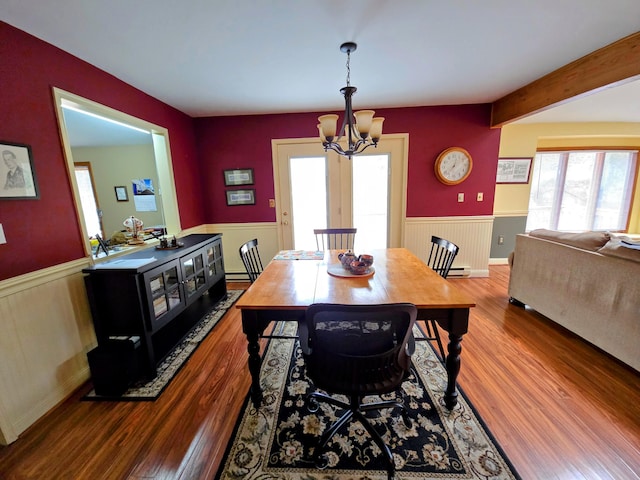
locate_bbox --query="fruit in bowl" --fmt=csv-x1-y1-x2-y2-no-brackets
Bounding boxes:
349,260,369,275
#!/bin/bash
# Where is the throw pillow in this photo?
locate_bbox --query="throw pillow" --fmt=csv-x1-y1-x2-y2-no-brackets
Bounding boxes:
528,229,611,251
598,237,640,263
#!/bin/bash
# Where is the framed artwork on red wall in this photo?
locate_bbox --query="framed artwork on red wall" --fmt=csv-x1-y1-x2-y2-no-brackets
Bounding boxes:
224,168,254,186
0,141,39,199
226,189,255,206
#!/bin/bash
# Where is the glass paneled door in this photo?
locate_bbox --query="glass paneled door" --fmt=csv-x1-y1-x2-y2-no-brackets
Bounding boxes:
273,136,407,251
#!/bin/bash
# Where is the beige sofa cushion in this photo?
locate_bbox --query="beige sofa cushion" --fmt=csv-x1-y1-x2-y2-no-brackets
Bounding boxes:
528,229,610,251
598,237,640,263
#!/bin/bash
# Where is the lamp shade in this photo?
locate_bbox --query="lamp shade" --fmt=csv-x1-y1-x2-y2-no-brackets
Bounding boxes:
317,124,327,143
353,110,375,137
370,117,385,141
318,114,339,141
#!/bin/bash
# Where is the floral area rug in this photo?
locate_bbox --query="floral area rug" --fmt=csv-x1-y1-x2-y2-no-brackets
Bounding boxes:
216,322,521,480
84,289,243,401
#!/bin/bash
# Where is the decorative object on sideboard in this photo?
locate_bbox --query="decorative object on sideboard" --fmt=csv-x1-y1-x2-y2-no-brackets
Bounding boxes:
156,235,183,250
123,215,145,245
317,42,384,160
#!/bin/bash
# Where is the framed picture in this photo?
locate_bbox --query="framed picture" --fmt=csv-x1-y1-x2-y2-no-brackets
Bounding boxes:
114,185,128,201
0,141,39,199
223,168,254,186
226,189,255,206
496,158,532,184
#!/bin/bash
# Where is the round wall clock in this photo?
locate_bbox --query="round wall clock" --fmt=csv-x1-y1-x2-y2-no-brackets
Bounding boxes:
434,147,473,185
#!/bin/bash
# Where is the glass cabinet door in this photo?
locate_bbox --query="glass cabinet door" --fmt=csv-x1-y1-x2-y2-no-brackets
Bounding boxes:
205,240,224,283
181,249,208,301
144,261,185,330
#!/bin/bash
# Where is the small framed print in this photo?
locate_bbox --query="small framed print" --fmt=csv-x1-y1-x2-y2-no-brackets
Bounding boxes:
114,185,128,201
226,189,255,206
223,168,254,186
0,141,39,199
496,158,532,184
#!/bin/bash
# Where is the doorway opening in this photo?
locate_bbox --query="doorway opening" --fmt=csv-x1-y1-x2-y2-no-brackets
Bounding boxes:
52,88,181,258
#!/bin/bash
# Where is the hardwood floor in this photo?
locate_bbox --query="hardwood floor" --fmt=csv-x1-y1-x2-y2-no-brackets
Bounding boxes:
1,266,638,479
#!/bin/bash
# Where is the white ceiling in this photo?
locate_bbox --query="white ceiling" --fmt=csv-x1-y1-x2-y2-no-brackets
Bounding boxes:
3,0,640,134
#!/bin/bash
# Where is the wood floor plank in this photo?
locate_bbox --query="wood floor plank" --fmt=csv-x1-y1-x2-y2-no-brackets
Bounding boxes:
0,271,639,479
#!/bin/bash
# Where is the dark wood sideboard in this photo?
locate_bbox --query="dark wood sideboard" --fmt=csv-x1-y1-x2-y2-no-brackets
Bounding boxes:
83,233,226,392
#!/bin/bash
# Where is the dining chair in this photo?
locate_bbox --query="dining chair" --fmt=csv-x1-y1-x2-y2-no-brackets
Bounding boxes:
300,303,417,480
313,228,357,251
239,238,263,283
422,235,460,359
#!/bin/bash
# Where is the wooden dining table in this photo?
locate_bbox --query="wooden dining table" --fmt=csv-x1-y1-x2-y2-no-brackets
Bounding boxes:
235,248,476,409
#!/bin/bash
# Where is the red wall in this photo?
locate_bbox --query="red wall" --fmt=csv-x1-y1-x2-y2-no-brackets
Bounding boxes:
0,22,203,281
195,105,501,223
0,20,501,282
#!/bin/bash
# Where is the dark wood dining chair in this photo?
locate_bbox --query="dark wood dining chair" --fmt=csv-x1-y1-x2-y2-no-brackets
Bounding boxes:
313,228,357,251
300,303,417,480
239,238,263,283
422,235,460,359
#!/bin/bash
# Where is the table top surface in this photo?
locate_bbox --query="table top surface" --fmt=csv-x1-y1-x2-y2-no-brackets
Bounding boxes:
235,248,475,311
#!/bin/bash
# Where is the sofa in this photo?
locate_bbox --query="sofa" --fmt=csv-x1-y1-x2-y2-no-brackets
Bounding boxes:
508,229,639,372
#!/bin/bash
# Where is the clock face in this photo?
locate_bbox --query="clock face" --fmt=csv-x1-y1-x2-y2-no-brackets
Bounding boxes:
435,147,472,185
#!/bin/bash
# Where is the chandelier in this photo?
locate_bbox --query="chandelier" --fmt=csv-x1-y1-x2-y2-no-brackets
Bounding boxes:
317,42,384,159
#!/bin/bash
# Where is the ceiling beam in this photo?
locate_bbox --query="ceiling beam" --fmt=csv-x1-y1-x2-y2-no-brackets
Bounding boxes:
490,31,640,128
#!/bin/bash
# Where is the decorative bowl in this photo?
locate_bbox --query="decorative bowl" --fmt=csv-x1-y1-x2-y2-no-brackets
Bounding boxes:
349,260,369,275
358,254,374,267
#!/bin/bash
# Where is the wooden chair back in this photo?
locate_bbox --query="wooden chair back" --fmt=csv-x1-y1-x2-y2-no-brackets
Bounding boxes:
427,235,459,278
313,228,357,251
239,238,264,283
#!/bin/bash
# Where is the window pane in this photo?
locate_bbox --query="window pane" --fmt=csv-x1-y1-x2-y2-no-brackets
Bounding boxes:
74,167,102,238
594,152,633,230
352,154,389,251
290,156,327,250
557,152,596,231
526,153,560,231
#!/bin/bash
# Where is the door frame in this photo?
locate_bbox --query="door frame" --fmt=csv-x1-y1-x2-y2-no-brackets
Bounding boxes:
271,134,409,249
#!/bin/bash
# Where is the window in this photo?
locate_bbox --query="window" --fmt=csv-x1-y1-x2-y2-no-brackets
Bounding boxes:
526,150,637,232
74,163,103,238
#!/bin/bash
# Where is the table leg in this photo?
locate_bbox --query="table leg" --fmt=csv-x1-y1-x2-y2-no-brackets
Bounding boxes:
241,309,268,408
246,329,263,407
444,332,462,409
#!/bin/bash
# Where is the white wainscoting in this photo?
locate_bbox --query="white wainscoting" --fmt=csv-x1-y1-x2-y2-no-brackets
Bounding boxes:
0,258,94,445
404,216,494,277
195,223,280,280
0,218,489,445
